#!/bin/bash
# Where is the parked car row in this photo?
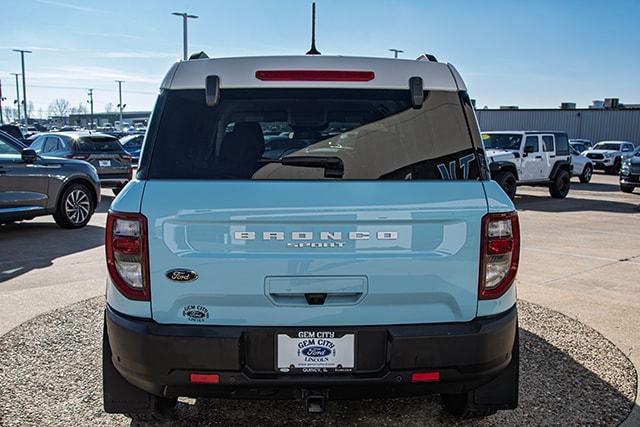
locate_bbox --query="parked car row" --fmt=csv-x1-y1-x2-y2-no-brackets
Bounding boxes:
483,131,637,199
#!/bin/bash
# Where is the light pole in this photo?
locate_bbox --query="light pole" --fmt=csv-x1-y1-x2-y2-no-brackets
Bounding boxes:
10,73,21,123
115,80,125,127
13,49,32,125
389,49,404,59
87,89,94,130
172,12,199,60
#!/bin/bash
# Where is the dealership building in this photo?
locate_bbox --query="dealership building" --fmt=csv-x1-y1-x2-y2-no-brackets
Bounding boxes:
476,100,640,144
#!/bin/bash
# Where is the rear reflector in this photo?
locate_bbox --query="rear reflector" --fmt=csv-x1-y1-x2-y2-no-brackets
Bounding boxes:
189,373,220,384
255,70,375,82
411,371,440,383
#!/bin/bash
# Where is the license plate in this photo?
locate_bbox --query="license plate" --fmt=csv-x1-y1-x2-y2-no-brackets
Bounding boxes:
99,160,111,167
277,331,355,374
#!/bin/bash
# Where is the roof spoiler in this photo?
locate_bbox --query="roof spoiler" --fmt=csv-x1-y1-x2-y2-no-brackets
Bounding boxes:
416,53,438,62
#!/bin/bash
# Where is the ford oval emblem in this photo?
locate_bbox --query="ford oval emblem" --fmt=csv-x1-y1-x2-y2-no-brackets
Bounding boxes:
302,346,332,358
166,269,198,282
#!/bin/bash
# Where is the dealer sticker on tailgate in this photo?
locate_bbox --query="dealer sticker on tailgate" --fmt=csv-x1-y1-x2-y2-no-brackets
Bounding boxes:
277,331,355,373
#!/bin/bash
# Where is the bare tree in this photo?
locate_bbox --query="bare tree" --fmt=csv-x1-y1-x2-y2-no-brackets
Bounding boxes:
48,98,71,117
27,101,35,117
104,102,115,113
71,102,87,115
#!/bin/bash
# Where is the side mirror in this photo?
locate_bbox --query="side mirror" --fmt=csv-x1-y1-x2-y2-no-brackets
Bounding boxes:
21,148,37,163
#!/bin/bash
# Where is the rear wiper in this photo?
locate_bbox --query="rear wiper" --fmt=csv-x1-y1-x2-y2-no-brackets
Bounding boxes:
280,156,344,178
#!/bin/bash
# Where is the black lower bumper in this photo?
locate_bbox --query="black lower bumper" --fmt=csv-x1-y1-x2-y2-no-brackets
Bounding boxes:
105,305,517,399
621,175,640,187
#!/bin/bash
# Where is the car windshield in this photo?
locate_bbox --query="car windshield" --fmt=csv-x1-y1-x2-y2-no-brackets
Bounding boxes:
593,142,621,150
146,88,481,180
74,136,123,152
481,133,522,150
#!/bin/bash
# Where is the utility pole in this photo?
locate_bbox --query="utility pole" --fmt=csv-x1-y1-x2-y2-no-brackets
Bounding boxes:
10,73,21,123
389,49,404,59
172,12,198,60
87,89,94,130
0,80,4,125
115,80,125,127
13,49,32,126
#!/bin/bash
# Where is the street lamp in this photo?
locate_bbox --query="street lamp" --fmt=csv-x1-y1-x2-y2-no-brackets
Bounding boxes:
389,49,404,59
13,49,32,125
115,80,125,127
172,12,199,60
10,73,21,123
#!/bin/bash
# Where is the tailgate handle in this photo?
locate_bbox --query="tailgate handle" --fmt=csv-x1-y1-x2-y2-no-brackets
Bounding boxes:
266,276,367,307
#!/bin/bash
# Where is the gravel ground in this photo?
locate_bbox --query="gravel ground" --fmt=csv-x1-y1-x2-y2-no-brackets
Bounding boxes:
0,298,636,426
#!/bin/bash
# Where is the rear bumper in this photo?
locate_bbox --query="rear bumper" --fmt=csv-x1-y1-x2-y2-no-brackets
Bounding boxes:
99,174,130,188
105,304,517,399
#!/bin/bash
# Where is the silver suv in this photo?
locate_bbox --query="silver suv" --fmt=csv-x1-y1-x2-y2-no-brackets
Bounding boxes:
30,132,132,195
0,131,100,228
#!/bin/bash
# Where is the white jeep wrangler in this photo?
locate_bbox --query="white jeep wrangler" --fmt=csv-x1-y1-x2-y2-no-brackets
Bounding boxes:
482,131,572,200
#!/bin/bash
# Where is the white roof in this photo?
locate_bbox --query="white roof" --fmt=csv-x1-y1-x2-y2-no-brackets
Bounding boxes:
161,55,466,92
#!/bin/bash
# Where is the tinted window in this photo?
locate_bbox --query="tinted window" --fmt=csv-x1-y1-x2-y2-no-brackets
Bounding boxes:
542,136,554,152
147,89,480,180
593,142,621,151
0,138,20,156
43,136,59,153
74,136,123,152
554,133,569,156
524,136,539,152
30,136,45,152
481,133,522,150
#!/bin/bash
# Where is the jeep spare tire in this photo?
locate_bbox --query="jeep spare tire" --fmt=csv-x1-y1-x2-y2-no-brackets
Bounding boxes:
549,170,571,198
494,171,517,200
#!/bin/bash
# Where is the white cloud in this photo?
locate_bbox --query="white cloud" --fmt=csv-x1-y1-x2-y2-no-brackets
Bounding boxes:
35,0,106,13
79,32,143,41
27,66,163,85
96,51,178,59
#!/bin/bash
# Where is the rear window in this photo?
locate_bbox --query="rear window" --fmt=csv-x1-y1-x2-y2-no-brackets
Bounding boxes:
145,89,481,180
74,136,123,152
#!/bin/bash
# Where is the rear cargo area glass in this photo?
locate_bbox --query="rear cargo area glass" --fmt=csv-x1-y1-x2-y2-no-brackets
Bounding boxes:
147,89,480,180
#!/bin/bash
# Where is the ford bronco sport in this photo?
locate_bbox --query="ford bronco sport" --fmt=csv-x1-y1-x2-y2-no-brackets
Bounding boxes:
103,55,520,421
482,131,572,200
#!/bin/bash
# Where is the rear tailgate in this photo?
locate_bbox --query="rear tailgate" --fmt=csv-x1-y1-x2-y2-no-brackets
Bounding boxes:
142,181,487,326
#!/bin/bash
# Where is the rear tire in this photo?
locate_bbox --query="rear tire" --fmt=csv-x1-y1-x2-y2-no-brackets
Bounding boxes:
494,171,517,200
53,183,94,229
609,159,621,175
620,184,635,193
549,170,571,198
579,165,593,183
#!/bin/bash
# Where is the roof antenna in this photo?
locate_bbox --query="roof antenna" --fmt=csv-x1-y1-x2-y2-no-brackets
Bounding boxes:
306,2,321,55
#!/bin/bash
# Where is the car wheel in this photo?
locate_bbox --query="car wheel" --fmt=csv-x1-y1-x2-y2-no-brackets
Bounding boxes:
53,183,94,229
612,160,622,175
620,184,635,194
579,164,593,183
549,170,571,198
494,171,517,200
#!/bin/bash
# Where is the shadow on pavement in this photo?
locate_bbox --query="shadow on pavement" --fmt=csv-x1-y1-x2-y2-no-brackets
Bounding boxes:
154,328,635,426
515,193,639,214
571,180,623,193
0,222,104,283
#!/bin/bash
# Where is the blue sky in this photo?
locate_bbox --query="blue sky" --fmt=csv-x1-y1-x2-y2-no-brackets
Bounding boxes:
1,0,639,116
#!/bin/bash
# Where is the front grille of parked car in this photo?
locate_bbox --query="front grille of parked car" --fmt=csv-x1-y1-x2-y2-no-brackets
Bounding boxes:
587,153,604,160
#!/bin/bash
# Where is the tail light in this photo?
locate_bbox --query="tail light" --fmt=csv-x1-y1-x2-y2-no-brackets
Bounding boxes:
106,211,149,300
66,154,89,160
479,212,519,299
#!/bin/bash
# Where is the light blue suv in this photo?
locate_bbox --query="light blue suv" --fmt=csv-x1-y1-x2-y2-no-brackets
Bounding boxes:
102,55,520,420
